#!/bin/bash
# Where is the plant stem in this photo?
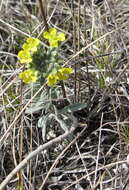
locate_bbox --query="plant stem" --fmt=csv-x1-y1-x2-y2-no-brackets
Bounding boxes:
38,0,49,30
60,81,67,98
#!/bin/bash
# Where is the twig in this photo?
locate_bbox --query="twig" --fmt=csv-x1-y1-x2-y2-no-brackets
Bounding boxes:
63,160,128,190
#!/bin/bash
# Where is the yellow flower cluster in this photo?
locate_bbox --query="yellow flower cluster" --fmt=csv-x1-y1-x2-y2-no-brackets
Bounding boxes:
18,38,40,64
18,29,72,86
19,69,38,84
18,37,40,83
43,28,65,47
47,68,73,86
18,50,32,64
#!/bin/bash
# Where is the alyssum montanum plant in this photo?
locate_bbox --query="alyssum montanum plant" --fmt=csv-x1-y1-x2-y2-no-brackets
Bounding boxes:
18,28,73,86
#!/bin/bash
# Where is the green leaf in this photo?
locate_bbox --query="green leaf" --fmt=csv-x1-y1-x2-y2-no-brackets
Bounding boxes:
38,113,69,141
25,87,49,114
38,114,49,141
49,113,69,132
59,103,87,114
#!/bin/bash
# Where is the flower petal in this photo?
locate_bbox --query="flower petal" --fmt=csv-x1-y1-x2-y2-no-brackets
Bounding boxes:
47,74,58,86
57,72,68,80
57,33,65,41
43,31,50,39
49,28,57,36
49,40,58,48
59,68,73,74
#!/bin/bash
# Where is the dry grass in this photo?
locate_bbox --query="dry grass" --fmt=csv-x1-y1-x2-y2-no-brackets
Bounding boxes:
0,0,129,189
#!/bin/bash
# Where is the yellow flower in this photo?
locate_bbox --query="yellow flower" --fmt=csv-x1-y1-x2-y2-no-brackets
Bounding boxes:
58,68,73,75
57,67,73,80
22,38,41,53
47,74,59,86
47,67,73,86
43,28,65,47
19,69,38,84
18,50,32,64
56,71,68,80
